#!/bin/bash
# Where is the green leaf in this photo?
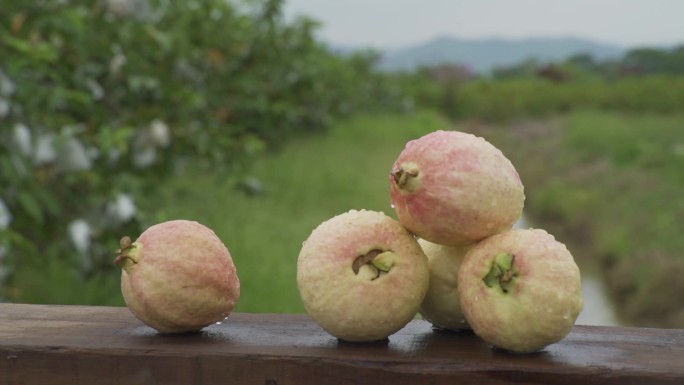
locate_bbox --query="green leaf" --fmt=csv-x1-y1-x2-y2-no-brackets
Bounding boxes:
18,193,44,224
2,35,59,63
36,189,62,218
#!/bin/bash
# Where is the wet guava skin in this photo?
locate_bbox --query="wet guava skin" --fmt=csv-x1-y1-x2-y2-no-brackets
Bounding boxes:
120,220,240,333
390,130,525,246
458,228,583,353
297,210,429,342
418,238,472,331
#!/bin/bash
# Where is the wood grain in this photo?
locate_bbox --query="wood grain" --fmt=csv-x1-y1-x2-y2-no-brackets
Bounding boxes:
1,303,683,384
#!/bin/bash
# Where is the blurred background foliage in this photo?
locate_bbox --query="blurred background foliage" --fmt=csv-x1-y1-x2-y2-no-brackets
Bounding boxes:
0,0,406,304
1,0,683,327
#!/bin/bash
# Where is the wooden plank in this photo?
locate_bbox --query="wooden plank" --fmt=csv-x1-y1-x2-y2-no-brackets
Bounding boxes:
0,303,683,385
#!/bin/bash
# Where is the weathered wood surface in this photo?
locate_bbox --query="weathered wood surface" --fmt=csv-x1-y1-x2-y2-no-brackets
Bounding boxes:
0,303,683,385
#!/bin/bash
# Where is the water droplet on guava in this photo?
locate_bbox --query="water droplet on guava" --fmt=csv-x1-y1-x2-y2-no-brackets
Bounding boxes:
562,310,571,320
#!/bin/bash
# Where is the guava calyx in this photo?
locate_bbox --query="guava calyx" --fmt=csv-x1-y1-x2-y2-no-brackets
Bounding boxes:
392,163,420,192
482,252,518,293
352,249,396,280
372,252,396,272
114,236,140,274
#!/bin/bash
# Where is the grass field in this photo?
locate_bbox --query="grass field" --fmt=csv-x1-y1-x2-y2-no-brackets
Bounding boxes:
139,111,453,313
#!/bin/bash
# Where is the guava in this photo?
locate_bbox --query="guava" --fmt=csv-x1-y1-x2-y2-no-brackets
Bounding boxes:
417,238,471,331
390,130,525,246
458,228,583,353
297,209,429,342
115,219,240,333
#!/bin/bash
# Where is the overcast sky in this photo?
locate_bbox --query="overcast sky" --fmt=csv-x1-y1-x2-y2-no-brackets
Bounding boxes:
283,0,684,49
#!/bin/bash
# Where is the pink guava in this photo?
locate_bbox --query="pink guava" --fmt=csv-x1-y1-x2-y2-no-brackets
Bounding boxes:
297,209,429,342
389,130,525,246
114,220,240,333
457,228,583,353
417,238,471,331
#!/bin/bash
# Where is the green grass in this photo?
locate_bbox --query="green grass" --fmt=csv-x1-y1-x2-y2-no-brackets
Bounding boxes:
526,111,684,257
139,110,452,313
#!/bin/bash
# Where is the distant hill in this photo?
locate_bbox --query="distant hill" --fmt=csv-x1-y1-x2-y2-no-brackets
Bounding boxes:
378,36,626,74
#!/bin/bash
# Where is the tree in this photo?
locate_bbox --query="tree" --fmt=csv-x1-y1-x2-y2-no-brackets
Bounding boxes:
0,0,405,303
